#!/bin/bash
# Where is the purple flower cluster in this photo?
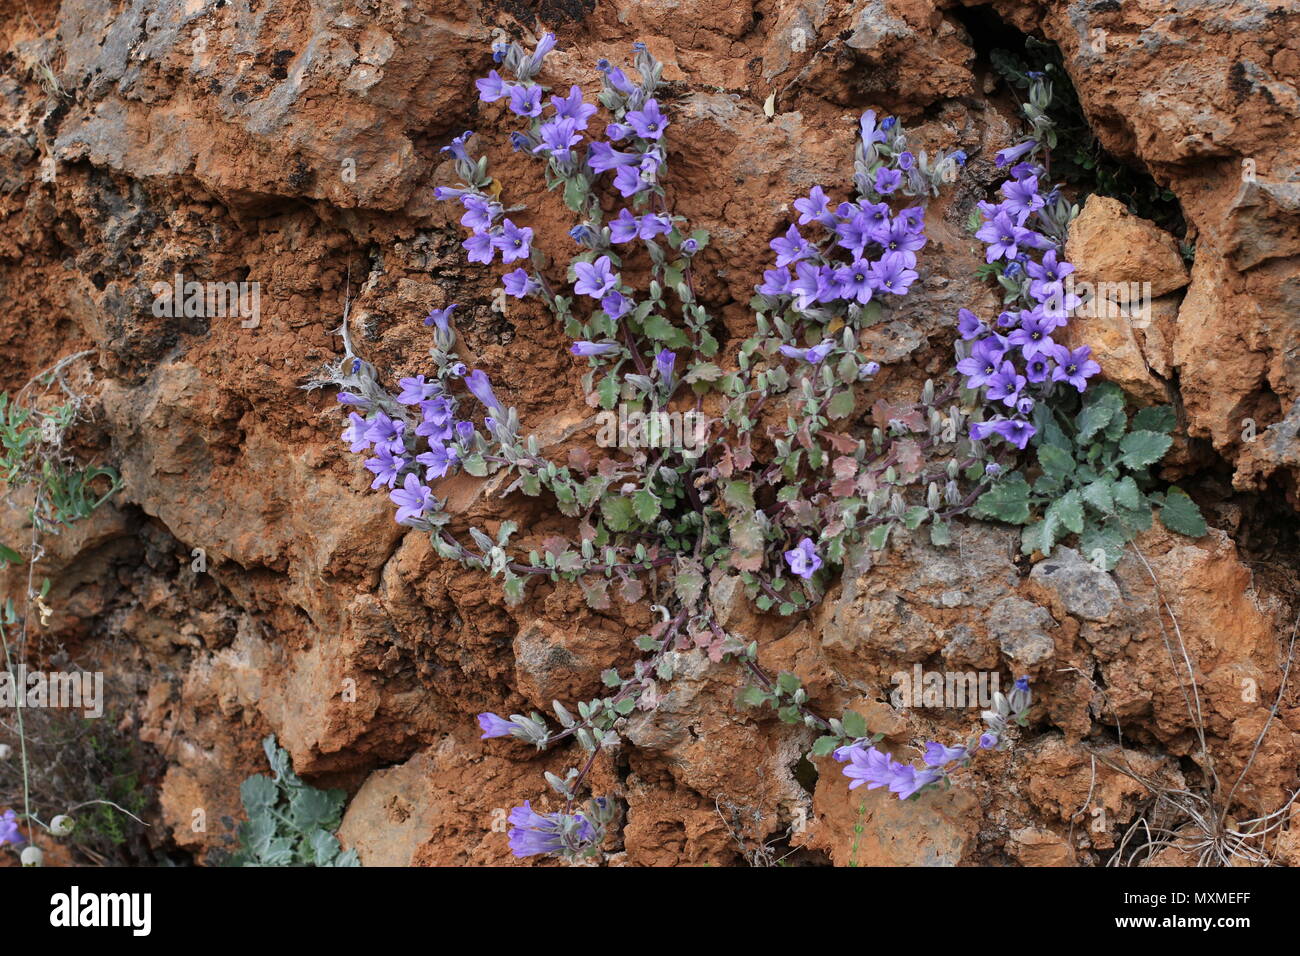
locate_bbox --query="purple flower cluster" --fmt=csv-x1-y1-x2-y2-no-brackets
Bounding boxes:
756,113,935,319
835,677,1028,801
435,35,679,342
480,36,667,205
957,154,1099,448
338,323,508,528
758,202,924,312
838,736,993,800
756,111,943,586
444,183,534,269
840,746,944,799
507,801,600,858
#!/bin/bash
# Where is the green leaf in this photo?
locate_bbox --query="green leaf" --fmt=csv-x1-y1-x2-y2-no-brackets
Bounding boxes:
259,835,295,866
1116,503,1154,534
1049,488,1085,535
600,495,635,532
929,519,951,546
811,735,841,757
903,506,929,530
1021,518,1056,557
776,671,801,695
674,567,704,604
841,710,868,738
240,775,278,814
307,829,341,865
1119,430,1173,470
597,374,620,410
1081,479,1114,514
563,175,588,212
866,523,891,550
1080,522,1125,571
1113,475,1141,510
641,313,676,341
972,474,1032,525
723,480,755,510
1037,443,1076,480
739,686,768,708
1132,405,1177,434
633,489,661,523
461,454,488,478
1078,382,1125,442
1159,486,1207,537
502,573,526,605
827,389,856,420
289,786,343,832
684,362,722,384
1076,402,1114,444
1033,402,1071,450
0,544,21,567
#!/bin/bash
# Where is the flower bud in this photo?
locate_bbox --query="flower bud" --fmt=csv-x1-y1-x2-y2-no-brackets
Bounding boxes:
49,815,75,837
981,711,1007,733
945,480,961,505
1008,675,1032,714
20,845,43,867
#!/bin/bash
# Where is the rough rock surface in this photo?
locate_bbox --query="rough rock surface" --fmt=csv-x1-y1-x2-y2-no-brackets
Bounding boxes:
2,0,1298,867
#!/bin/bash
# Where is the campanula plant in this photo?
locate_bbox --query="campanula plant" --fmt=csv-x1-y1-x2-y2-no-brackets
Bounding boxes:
314,38,1205,859
959,73,1206,570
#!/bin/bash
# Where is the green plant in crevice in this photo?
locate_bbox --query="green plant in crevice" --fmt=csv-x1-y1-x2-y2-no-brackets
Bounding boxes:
316,36,1213,862
227,736,360,867
0,352,124,864
971,381,1205,569
989,36,1187,239
0,360,121,558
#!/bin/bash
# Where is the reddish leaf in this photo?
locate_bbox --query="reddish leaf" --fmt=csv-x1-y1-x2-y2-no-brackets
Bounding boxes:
820,430,859,454
568,447,591,473
894,438,923,477
580,576,612,610
618,575,645,604
872,399,925,432
716,450,734,478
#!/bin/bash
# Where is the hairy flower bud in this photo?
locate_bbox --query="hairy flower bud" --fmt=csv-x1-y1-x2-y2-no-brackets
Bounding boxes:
1008,675,1032,714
